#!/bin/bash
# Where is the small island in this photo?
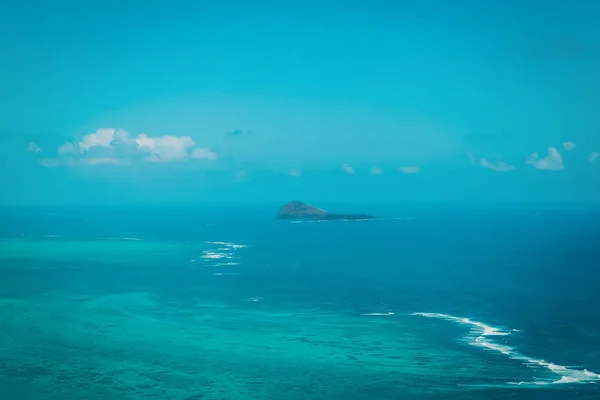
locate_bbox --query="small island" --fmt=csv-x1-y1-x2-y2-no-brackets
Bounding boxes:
276,201,375,221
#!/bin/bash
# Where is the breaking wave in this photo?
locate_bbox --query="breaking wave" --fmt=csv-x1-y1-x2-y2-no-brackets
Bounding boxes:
413,312,600,386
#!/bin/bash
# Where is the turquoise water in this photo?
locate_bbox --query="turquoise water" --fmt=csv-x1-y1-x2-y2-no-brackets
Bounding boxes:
1,204,599,399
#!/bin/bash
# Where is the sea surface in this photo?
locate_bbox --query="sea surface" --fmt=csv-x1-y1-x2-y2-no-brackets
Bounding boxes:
1,203,599,400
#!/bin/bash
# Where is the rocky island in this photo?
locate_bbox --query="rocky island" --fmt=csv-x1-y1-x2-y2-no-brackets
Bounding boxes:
276,201,375,221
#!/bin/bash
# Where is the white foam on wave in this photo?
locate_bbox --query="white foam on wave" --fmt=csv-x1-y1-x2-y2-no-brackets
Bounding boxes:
200,251,227,259
196,241,248,265
362,312,395,316
109,237,143,241
205,241,248,249
413,312,600,386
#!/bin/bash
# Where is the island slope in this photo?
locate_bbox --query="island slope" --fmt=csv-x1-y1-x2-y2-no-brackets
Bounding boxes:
276,201,375,221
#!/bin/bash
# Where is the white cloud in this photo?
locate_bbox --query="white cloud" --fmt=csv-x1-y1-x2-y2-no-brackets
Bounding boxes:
479,158,515,172
46,128,218,167
78,128,117,152
135,133,216,163
562,141,576,151
190,148,218,161
342,164,355,174
526,147,564,171
370,166,383,175
58,142,78,155
27,142,42,153
80,157,124,166
289,168,302,177
399,166,420,174
113,129,133,144
590,152,598,162
136,133,190,162
465,151,476,164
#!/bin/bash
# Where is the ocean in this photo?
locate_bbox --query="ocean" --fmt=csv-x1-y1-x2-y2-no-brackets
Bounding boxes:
1,203,599,399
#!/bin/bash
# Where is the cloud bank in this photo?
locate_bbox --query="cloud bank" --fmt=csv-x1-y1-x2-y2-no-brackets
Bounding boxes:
38,128,217,167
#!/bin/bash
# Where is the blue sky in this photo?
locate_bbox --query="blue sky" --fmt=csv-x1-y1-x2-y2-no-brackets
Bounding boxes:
1,0,599,205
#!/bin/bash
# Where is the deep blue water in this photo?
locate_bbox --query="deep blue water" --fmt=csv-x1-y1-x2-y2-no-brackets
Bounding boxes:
1,203,599,399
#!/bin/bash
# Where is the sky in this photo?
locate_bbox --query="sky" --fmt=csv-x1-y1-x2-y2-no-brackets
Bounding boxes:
1,0,600,205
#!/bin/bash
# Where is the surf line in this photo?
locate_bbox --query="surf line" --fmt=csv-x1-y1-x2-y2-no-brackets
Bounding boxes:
413,312,600,386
